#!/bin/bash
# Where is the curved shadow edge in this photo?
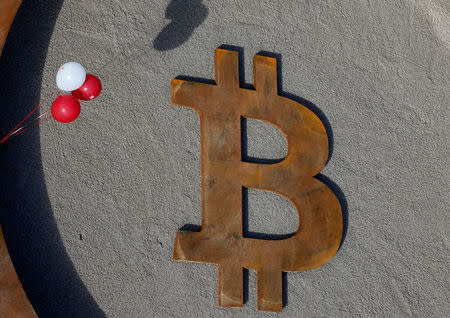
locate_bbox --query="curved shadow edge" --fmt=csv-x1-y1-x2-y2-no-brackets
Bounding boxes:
0,1,106,317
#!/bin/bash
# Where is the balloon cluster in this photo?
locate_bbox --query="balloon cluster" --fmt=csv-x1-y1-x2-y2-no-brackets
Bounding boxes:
53,62,102,123
0,62,102,145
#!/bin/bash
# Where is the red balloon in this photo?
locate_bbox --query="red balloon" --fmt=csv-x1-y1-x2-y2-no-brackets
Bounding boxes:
72,74,102,100
51,95,81,123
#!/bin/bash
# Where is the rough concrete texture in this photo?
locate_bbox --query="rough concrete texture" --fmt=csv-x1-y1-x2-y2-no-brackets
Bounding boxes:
0,0,449,317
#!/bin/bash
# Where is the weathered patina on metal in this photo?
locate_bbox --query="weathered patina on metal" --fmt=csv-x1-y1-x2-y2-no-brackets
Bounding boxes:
172,48,342,312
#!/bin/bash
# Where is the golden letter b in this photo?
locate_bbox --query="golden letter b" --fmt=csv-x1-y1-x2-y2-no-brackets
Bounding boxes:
172,48,342,312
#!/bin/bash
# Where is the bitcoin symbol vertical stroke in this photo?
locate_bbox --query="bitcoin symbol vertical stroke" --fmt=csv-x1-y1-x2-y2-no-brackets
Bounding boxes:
172,48,342,312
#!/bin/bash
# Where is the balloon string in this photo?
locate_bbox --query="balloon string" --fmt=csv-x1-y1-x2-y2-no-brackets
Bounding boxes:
1,102,45,143
0,92,59,144
9,115,53,139
5,109,51,137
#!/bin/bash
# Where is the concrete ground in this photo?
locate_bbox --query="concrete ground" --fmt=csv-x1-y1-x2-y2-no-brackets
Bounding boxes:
0,0,449,317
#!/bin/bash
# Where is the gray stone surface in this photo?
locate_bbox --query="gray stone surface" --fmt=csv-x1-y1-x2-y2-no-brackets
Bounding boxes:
0,0,449,317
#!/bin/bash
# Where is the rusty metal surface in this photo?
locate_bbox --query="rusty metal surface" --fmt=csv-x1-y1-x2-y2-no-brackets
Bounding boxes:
0,0,22,55
0,228,37,317
0,1,37,317
172,48,343,312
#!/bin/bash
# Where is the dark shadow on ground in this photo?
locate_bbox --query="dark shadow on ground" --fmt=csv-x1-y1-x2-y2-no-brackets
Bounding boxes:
0,1,106,317
153,0,208,51
242,187,296,241
241,117,285,164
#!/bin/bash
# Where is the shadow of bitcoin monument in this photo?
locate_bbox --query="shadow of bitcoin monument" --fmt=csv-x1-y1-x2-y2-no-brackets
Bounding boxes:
0,1,106,317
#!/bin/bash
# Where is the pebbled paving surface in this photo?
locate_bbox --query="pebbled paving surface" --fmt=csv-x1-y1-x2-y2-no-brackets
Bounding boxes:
0,0,449,317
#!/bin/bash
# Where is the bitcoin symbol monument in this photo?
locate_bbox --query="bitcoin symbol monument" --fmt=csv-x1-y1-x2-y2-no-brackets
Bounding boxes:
172,48,342,312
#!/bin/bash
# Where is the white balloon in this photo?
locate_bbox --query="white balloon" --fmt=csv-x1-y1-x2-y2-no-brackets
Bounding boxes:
56,62,86,91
